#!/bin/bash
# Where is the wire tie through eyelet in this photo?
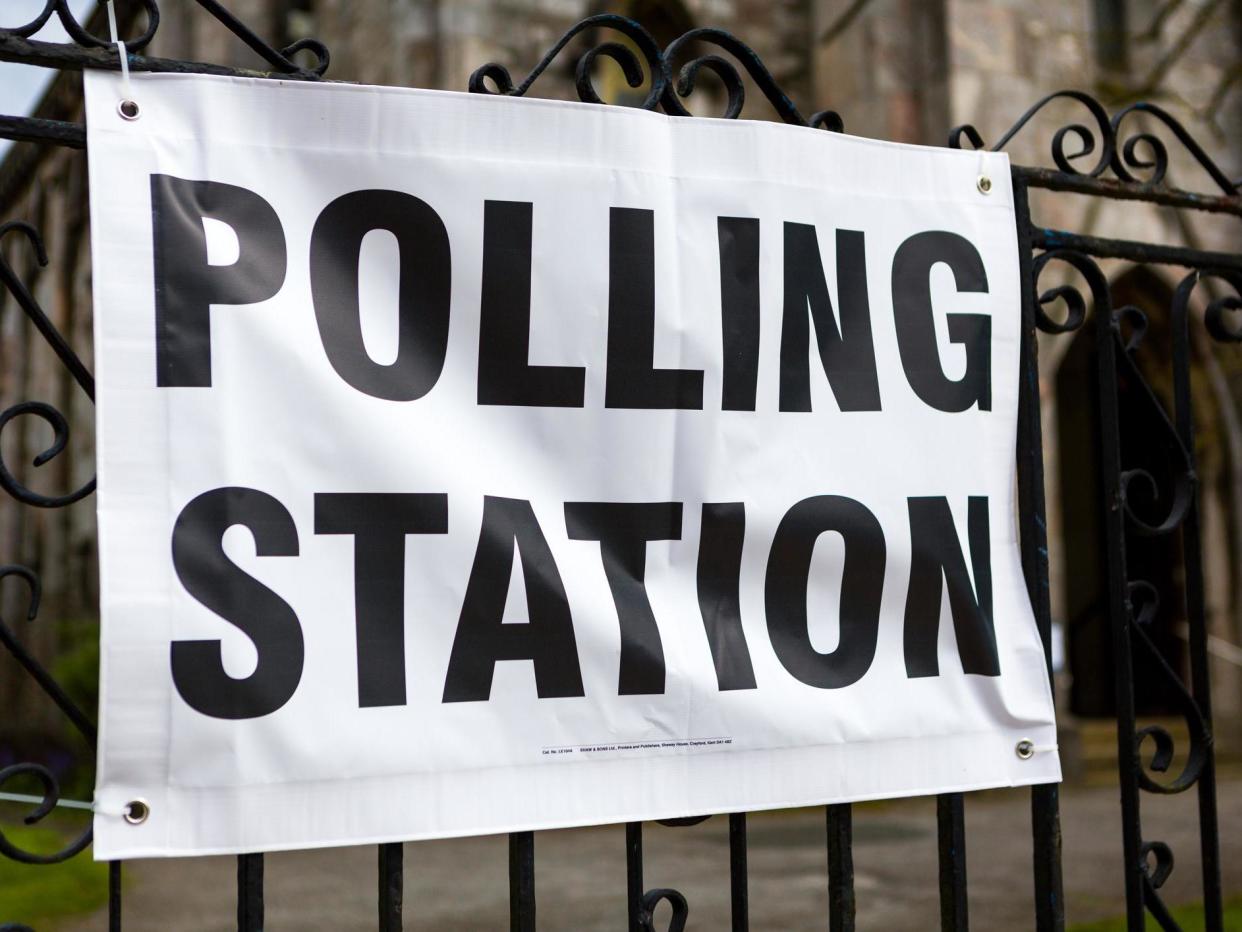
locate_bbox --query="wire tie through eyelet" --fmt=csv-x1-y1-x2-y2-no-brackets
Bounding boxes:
124,798,150,825
106,1,139,121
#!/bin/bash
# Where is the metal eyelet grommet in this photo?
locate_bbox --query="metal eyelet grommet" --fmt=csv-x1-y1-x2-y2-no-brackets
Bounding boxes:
976,174,993,195
1015,739,1035,760
117,99,141,121
124,798,150,825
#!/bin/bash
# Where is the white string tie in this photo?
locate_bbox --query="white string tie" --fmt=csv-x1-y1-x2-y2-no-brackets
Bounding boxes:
92,798,128,817
1015,738,1057,760
105,0,139,119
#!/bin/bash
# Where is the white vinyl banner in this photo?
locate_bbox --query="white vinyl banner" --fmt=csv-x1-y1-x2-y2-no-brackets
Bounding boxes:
85,71,1059,859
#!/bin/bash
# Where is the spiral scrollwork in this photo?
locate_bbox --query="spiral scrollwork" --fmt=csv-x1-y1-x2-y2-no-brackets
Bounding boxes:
1031,251,1195,534
271,37,331,77
1177,270,1242,345
1033,250,1211,801
1172,271,1242,472
0,401,94,507
951,87,1242,203
1205,290,1242,344
1138,840,1184,932
2,0,159,51
1113,304,1149,353
469,15,667,111
1124,581,1209,795
664,51,745,120
0,764,93,866
1109,306,1195,537
1140,839,1175,890
0,6,1236,929
639,887,688,932
0,0,329,78
0,566,97,865
466,15,844,131
1030,249,1105,335
0,222,96,508
660,28,843,130
574,38,661,108
1111,102,1237,195
950,90,1115,177
1035,281,1088,334
1097,266,1236,931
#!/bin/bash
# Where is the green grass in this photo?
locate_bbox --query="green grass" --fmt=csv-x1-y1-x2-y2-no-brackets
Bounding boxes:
1068,895,1242,931
0,823,108,930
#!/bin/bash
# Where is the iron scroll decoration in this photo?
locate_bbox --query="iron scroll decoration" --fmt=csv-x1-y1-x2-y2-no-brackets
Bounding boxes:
3,0,328,76
963,93,1237,932
1021,247,1240,929
466,15,845,129
949,90,1241,194
0,4,1239,931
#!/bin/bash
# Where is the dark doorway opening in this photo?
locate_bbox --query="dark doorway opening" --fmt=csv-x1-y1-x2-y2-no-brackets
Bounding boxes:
1056,266,1190,717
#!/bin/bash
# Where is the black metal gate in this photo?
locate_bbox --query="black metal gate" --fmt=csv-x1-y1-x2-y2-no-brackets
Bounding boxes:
0,4,1234,930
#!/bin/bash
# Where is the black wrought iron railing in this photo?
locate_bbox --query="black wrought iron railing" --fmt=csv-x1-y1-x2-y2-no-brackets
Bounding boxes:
0,3,1236,930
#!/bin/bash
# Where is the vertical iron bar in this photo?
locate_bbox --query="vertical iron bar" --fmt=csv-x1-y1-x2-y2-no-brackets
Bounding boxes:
1171,299,1224,930
1011,171,1066,932
509,831,536,932
378,843,403,932
108,861,122,932
1093,278,1145,932
937,794,968,930
237,853,264,932
626,822,643,932
1030,784,1064,930
825,804,854,932
729,813,749,932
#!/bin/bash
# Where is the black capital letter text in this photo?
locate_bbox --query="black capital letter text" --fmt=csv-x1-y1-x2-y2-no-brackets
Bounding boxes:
310,190,451,401
779,224,880,412
604,208,704,409
478,201,586,407
314,492,449,707
443,497,584,701
170,487,302,719
152,175,287,387
565,502,682,694
891,231,991,412
765,495,886,688
904,496,999,677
